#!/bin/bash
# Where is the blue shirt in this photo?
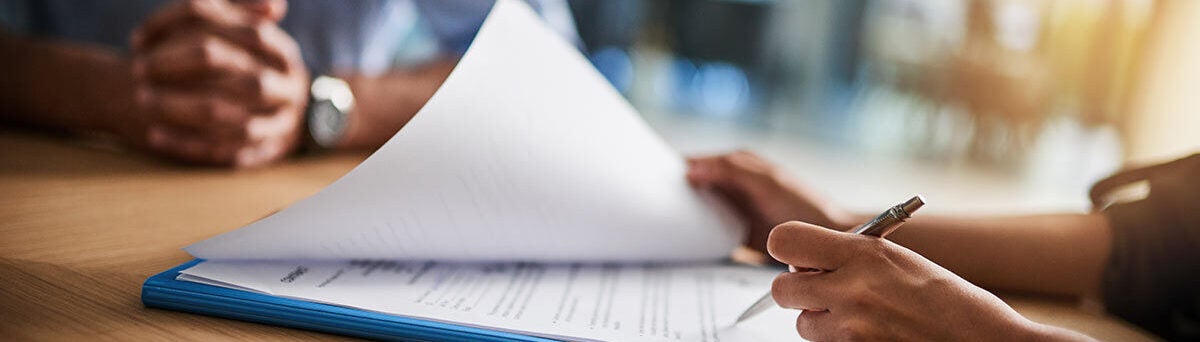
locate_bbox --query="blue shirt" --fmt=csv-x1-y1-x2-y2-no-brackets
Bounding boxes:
0,0,579,76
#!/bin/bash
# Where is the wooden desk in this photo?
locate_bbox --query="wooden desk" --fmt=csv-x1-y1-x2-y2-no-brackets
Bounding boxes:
0,130,1157,341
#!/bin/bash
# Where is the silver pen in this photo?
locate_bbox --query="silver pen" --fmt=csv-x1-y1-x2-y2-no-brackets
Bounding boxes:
734,195,925,323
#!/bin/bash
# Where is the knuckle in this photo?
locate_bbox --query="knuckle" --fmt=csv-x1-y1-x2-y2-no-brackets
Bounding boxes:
841,281,882,311
248,23,272,48
232,123,254,142
852,237,888,260
836,320,872,342
728,151,753,165
843,289,872,310
717,153,736,166
243,74,269,101
836,323,858,341
196,37,221,68
922,275,957,293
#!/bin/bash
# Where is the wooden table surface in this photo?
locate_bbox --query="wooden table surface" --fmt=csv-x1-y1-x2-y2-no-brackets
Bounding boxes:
0,129,1157,341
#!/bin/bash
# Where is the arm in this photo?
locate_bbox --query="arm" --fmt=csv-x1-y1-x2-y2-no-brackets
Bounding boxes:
767,221,1096,341
886,213,1111,298
688,151,1098,340
0,30,141,142
687,151,1112,299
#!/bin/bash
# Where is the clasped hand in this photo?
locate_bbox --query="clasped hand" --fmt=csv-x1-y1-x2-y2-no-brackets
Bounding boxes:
130,0,308,167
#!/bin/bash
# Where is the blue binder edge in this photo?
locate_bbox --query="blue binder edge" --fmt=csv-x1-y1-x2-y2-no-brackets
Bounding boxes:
141,259,558,341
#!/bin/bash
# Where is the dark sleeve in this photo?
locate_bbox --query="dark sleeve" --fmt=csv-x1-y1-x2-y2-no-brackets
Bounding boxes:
0,0,32,34
1101,154,1200,340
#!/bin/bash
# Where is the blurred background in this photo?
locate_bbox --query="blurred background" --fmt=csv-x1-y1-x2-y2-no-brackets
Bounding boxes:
566,0,1198,214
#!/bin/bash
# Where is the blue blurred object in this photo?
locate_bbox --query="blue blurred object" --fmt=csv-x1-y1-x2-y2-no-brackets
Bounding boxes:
588,46,634,93
669,58,698,113
692,61,751,118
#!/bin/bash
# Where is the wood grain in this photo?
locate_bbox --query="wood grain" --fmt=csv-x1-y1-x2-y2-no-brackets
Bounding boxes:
0,129,1157,341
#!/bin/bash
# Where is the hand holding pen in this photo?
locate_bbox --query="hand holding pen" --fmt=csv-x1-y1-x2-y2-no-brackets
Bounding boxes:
731,196,1072,341
737,195,925,322
689,151,1095,341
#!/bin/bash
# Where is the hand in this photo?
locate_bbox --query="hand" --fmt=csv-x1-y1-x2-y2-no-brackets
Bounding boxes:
130,0,307,167
687,151,852,254
767,221,1094,341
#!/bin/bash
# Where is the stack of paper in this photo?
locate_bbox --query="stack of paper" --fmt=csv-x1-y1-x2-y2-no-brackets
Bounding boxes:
176,1,803,341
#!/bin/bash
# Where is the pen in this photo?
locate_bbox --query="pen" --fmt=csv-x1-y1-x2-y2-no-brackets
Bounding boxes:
734,195,925,323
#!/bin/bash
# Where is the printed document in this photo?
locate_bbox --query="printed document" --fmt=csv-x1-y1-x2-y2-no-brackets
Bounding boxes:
181,260,805,342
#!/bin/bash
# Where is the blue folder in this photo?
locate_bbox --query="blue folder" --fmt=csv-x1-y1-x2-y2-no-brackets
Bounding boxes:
142,259,558,341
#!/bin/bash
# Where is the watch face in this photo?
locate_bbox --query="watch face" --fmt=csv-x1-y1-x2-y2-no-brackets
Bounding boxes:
309,100,346,148
308,76,355,149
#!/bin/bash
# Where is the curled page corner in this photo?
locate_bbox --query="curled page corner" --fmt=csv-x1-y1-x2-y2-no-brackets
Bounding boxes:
185,0,742,262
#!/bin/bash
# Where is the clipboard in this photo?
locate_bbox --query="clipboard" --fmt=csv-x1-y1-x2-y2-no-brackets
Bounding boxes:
141,259,557,341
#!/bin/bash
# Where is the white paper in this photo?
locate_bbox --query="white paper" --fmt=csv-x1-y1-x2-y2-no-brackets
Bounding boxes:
180,260,806,342
184,0,740,262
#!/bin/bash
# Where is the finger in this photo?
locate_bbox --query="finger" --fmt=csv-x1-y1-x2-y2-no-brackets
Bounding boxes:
687,155,737,186
225,21,302,72
719,187,777,257
133,0,200,49
686,151,776,190
134,0,249,50
795,310,839,342
234,133,295,168
138,32,260,84
771,271,838,311
234,0,287,21
144,88,253,136
146,125,241,165
210,69,297,107
766,221,857,271
710,186,772,253
134,0,298,72
243,107,302,142
1086,155,1200,209
189,20,299,72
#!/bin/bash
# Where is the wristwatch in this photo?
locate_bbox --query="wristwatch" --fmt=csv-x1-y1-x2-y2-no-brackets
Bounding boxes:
306,75,356,149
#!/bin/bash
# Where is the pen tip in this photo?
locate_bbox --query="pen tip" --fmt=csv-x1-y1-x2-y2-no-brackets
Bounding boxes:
902,195,925,214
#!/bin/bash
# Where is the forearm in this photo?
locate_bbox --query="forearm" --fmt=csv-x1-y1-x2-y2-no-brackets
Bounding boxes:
877,213,1112,298
335,58,455,150
0,31,135,134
